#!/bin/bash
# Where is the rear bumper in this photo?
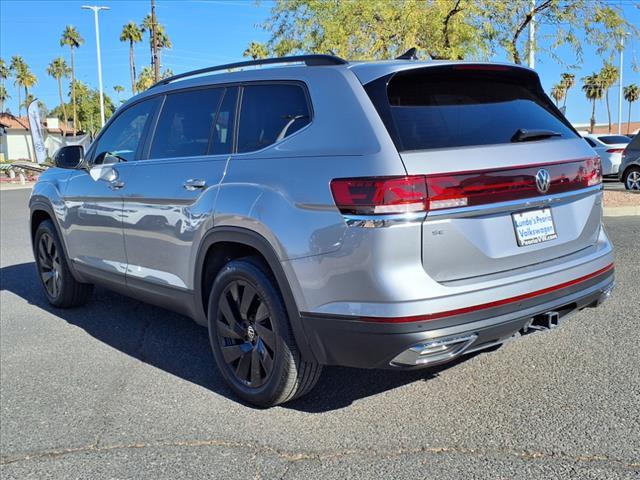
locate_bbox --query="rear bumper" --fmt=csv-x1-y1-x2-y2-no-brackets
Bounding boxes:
300,266,614,369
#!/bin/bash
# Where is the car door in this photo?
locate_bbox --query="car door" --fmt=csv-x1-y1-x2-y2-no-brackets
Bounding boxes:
121,86,237,292
61,97,160,281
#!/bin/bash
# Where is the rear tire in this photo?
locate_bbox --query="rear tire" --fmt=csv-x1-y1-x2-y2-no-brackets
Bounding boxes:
33,220,93,308
207,258,322,407
623,166,640,191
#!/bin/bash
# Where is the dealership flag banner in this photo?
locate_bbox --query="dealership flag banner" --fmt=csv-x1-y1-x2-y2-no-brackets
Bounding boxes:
27,100,47,164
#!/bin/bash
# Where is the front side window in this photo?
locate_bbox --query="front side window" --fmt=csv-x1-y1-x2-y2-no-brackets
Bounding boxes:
93,98,158,163
237,84,310,153
150,88,223,159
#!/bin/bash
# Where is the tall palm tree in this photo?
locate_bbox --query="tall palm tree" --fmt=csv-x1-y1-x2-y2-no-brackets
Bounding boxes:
0,58,9,112
623,84,639,135
582,73,604,134
0,85,9,112
550,84,565,106
18,67,37,101
9,56,26,115
120,22,143,95
560,73,575,109
243,41,269,60
60,25,84,134
113,84,125,103
47,57,71,133
141,15,172,72
598,63,619,133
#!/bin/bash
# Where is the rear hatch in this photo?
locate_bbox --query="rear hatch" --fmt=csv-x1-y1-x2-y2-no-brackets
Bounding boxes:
364,64,602,282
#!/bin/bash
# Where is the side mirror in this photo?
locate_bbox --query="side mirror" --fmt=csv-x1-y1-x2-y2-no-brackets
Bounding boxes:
54,145,84,169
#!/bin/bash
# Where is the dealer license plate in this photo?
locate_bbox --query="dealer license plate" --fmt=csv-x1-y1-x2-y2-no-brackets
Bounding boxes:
512,208,557,247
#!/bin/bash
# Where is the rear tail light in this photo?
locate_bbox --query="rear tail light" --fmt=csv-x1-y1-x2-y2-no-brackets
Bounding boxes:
330,158,601,215
330,176,427,215
606,148,624,154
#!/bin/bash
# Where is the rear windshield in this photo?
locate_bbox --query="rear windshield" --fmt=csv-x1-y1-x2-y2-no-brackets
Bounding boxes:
598,135,630,145
365,66,577,151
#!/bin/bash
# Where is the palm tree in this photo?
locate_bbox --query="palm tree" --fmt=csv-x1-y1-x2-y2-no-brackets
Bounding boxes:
113,85,125,103
0,85,9,112
141,15,172,72
9,56,26,115
17,66,37,105
243,41,269,60
47,57,71,134
560,73,575,109
623,84,639,135
60,25,84,134
550,84,565,106
120,22,143,95
0,58,9,112
582,73,604,134
598,63,619,133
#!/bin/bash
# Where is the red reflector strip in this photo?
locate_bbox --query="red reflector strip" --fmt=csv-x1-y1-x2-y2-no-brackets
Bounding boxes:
359,263,614,323
606,149,624,154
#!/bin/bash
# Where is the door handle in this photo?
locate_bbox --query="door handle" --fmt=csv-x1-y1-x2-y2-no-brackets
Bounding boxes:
184,179,206,191
109,180,125,190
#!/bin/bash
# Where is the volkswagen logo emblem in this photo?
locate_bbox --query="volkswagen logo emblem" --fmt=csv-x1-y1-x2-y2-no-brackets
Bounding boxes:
535,168,551,194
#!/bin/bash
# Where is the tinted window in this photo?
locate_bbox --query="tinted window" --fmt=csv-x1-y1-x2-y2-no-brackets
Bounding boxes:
150,88,223,159
93,98,158,163
367,67,576,151
210,87,238,155
598,135,630,145
237,84,310,153
584,138,597,147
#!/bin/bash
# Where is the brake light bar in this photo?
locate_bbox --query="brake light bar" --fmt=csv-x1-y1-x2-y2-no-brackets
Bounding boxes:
606,148,624,154
330,158,601,215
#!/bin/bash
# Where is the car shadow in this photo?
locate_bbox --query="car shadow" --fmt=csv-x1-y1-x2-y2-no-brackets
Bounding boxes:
1,262,484,413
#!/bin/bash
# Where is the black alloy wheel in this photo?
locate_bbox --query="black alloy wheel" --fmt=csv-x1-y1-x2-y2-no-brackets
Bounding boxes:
216,279,276,388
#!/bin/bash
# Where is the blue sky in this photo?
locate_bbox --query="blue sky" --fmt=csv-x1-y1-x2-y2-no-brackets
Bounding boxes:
1,0,639,126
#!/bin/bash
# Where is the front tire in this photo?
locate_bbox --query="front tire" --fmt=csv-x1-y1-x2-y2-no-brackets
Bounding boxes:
33,220,93,308
207,258,321,407
623,166,640,191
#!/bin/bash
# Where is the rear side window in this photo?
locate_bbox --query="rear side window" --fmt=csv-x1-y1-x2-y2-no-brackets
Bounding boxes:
366,67,577,152
598,135,630,145
584,138,597,148
237,84,310,153
150,88,223,159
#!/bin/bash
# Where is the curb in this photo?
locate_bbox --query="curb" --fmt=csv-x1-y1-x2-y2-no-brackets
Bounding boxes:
603,206,640,217
0,183,35,191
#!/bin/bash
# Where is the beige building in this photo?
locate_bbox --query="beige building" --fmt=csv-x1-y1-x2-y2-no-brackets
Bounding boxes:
0,113,71,162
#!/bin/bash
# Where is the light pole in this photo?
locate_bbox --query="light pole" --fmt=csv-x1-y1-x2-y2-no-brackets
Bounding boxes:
617,33,627,135
82,5,109,128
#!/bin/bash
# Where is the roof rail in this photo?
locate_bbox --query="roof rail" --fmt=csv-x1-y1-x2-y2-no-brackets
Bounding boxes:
150,54,348,89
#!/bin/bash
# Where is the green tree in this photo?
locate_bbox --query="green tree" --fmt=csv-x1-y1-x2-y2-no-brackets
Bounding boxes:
0,85,9,112
60,25,84,134
11,57,37,114
582,73,604,134
113,85,125,104
623,84,639,135
120,21,143,95
257,0,637,65
0,58,9,111
560,73,575,109
598,62,618,133
550,84,565,106
46,57,71,134
243,41,269,60
9,56,26,115
20,93,35,112
136,65,172,92
57,80,115,136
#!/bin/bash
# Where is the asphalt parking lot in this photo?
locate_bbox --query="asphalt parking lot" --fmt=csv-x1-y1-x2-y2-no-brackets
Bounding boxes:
1,188,639,479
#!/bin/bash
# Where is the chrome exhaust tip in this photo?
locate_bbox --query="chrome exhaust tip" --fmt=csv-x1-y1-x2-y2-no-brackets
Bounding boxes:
390,334,478,367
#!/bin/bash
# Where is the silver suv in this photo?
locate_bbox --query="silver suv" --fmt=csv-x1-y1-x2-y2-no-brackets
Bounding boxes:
30,55,615,407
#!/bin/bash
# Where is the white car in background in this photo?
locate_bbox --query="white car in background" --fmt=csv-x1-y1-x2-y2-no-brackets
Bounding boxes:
581,134,631,177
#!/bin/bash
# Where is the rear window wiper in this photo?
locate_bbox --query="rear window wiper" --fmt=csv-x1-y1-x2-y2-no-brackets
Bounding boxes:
511,129,562,143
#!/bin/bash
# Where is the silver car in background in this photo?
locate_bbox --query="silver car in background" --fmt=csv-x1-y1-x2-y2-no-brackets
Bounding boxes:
30,54,614,407
582,133,631,177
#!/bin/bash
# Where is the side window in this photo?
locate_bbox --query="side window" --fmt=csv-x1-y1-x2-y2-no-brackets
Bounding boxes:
210,87,238,155
93,98,158,164
150,88,223,159
237,84,310,153
584,138,597,148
